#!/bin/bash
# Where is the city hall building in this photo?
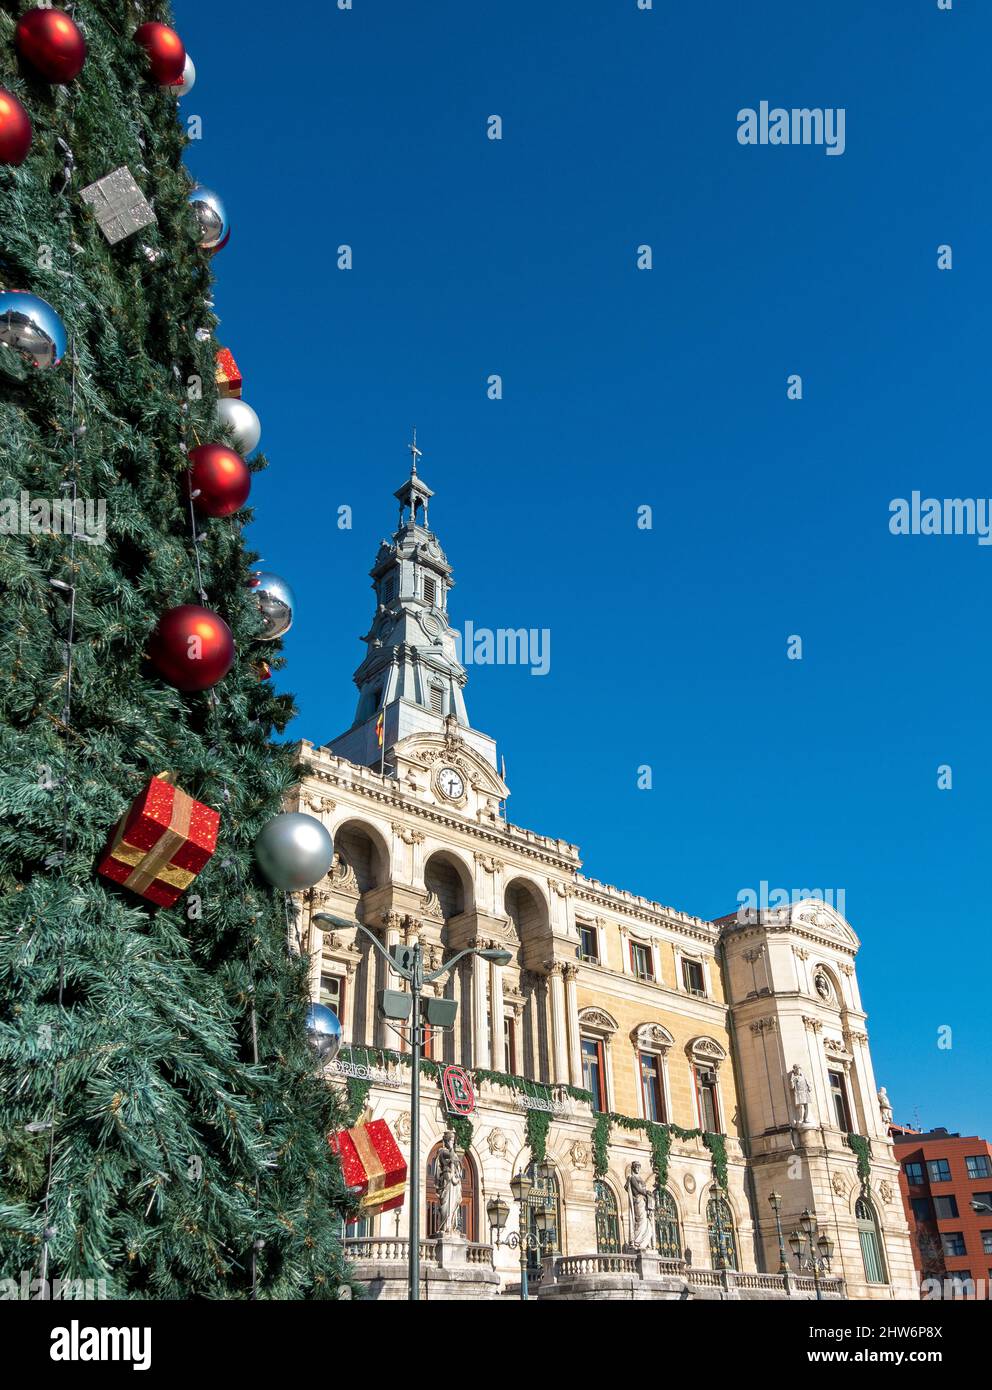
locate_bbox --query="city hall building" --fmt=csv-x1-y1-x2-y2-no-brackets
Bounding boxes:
290,456,918,1300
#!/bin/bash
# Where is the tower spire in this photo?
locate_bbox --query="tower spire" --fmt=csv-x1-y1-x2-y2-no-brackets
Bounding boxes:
408,426,422,477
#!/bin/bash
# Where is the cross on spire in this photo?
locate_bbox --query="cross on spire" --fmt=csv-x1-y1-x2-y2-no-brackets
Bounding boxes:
408,427,422,476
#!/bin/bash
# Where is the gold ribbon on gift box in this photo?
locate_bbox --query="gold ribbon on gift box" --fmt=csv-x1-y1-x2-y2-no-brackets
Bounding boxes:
349,1123,388,1197
361,1181,405,1213
108,773,196,895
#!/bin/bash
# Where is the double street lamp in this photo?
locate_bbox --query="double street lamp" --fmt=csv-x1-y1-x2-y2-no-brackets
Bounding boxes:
788,1207,835,1300
487,1162,556,1301
313,911,510,1303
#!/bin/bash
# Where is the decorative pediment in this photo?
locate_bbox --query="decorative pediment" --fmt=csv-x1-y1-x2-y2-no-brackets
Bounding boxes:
631,1022,675,1053
391,729,508,800
578,1006,619,1036
686,1035,728,1065
788,899,859,948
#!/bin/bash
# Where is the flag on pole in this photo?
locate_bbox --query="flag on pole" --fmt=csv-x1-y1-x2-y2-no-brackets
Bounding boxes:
375,709,385,747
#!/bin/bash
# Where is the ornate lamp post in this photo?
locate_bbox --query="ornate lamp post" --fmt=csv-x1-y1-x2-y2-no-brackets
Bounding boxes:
788,1208,835,1300
768,1190,789,1275
314,911,510,1303
488,1162,555,1300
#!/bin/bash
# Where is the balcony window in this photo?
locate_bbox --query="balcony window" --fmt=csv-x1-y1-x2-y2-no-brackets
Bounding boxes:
828,1070,852,1131
630,942,654,982
639,1052,666,1123
578,923,599,964
682,958,706,997
581,1036,607,1112
695,1066,720,1132
904,1161,924,1186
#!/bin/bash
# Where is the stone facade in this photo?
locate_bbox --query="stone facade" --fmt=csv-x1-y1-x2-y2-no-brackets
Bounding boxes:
290,456,918,1300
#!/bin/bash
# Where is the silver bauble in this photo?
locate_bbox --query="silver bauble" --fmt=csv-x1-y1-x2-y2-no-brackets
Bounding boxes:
0,291,66,370
188,184,229,251
247,571,295,640
254,812,333,891
166,54,196,96
215,396,261,454
305,1003,342,1062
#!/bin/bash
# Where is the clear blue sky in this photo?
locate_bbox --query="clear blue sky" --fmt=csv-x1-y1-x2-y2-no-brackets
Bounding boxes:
180,0,991,1138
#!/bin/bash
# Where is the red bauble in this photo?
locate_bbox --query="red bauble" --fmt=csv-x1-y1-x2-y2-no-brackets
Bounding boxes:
186,444,251,518
148,604,235,692
15,9,86,84
134,22,186,84
0,88,32,166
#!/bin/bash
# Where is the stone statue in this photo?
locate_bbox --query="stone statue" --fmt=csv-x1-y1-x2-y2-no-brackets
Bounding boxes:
877,1087,893,1125
434,1130,464,1236
789,1064,813,1126
625,1161,655,1250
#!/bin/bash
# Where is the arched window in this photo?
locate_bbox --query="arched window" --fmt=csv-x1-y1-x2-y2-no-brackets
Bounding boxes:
654,1188,683,1261
595,1181,621,1254
426,1142,477,1241
424,853,467,920
856,1196,888,1285
706,1194,739,1271
521,1162,562,1274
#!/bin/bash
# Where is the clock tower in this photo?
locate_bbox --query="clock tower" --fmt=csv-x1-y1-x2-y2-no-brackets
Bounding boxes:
328,437,508,815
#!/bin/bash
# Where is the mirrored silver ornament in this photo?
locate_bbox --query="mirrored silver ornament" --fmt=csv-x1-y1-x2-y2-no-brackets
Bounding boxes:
254,812,334,891
0,291,66,369
247,571,295,640
188,184,229,251
215,396,260,454
166,54,196,97
305,1004,342,1062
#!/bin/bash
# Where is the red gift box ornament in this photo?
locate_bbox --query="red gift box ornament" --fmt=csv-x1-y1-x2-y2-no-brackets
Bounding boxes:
214,347,242,399
97,773,220,908
329,1118,407,1218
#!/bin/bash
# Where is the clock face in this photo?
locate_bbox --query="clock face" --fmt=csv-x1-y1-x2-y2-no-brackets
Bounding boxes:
438,767,465,800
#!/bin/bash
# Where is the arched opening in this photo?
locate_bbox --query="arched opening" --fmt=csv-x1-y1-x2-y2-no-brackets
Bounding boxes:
424,851,469,920
706,1193,739,1271
518,1161,563,1276
426,1141,478,1241
654,1188,683,1262
856,1196,888,1285
504,878,547,942
595,1180,622,1254
333,820,388,891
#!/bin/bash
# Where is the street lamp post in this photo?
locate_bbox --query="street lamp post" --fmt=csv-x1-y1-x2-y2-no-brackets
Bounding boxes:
768,1190,789,1275
788,1207,835,1300
487,1162,555,1300
313,912,510,1303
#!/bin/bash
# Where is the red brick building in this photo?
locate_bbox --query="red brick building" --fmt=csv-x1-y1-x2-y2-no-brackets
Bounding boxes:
892,1126,992,1299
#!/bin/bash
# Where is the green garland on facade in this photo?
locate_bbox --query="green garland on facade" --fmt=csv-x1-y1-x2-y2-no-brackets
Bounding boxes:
337,1050,729,1190
472,1069,593,1107
525,1107,552,1165
847,1132,872,1184
702,1132,729,1191
591,1113,612,1178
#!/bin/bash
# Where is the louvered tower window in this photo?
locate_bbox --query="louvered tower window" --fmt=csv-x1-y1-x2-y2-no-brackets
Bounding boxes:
429,685,444,714
423,576,437,606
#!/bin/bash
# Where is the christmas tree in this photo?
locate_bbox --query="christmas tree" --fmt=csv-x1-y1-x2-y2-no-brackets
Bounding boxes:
0,4,351,1298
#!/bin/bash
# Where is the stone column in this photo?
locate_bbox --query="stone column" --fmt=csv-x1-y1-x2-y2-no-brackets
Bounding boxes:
472,946,490,1069
374,915,402,1048
490,955,506,1072
343,961,358,1045
563,964,583,1088
548,963,569,1084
